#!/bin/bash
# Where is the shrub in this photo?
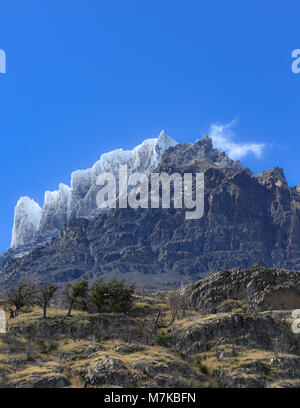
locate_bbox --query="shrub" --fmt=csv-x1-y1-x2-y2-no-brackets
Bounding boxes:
195,360,209,375
91,278,135,314
157,329,168,346
38,340,58,355
172,349,186,359
241,305,248,314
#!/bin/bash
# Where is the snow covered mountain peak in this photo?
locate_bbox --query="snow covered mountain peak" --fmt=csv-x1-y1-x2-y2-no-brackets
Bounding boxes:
11,131,177,249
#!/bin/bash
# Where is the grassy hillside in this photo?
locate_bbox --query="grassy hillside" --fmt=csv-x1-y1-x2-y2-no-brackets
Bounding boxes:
1,282,300,388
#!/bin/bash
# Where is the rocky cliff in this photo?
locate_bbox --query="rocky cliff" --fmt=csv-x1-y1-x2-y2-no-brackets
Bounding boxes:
1,135,300,289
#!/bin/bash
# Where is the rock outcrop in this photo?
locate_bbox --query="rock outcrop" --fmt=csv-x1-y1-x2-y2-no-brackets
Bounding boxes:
187,267,300,313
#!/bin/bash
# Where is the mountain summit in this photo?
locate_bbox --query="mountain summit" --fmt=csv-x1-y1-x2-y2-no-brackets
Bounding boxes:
3,133,300,290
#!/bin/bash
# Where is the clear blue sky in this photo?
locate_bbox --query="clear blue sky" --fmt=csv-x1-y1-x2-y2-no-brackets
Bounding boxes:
0,0,300,252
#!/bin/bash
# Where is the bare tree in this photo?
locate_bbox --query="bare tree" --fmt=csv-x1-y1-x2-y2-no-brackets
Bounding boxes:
152,309,177,332
167,284,192,320
150,285,193,334
4,278,37,313
76,365,92,388
37,284,58,318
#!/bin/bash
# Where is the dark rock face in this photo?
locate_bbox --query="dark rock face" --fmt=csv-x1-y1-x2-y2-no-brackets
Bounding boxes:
14,375,69,389
2,137,300,289
187,267,300,313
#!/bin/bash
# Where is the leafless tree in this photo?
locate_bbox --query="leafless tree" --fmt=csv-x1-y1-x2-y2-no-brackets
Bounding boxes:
4,278,37,313
150,285,193,333
152,309,176,332
76,365,92,388
167,284,192,320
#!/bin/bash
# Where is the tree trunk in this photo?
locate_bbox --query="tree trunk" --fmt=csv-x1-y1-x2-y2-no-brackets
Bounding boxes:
43,304,47,319
67,303,72,317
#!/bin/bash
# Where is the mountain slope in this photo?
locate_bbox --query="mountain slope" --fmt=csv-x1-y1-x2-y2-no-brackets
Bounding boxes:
2,267,300,389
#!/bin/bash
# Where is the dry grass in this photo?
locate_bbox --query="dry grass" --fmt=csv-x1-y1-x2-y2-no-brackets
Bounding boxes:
1,298,299,388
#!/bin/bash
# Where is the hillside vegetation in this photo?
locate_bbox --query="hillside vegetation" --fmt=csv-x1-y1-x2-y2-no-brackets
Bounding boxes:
1,267,300,388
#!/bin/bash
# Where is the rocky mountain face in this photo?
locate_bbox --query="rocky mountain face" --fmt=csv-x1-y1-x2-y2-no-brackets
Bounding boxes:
1,135,300,289
10,131,176,250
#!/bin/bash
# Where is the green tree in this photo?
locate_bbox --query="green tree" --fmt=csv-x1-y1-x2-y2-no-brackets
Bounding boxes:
90,278,106,313
37,284,58,318
91,278,135,314
64,280,89,317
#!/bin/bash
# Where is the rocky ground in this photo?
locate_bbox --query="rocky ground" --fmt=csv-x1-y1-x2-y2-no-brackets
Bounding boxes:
1,267,300,388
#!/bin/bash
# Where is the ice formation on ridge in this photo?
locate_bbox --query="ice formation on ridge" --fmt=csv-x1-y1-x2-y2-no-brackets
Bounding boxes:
11,131,177,249
11,197,42,248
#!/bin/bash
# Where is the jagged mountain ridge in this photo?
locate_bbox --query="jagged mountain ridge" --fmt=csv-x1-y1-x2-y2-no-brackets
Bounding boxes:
2,135,300,290
11,131,177,250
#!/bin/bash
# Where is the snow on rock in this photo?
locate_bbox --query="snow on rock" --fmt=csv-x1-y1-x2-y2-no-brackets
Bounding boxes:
34,183,71,244
11,197,42,248
11,131,177,249
68,130,177,219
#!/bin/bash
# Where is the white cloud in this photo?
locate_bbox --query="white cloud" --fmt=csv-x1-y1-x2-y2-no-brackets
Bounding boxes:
208,120,265,160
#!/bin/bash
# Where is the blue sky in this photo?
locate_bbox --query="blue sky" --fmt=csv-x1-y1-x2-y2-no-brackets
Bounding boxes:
0,0,300,252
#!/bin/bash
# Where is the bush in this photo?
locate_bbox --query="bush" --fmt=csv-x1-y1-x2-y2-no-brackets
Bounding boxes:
172,349,186,359
23,333,31,340
195,360,209,375
38,340,58,355
241,305,248,314
91,278,135,314
157,329,168,346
